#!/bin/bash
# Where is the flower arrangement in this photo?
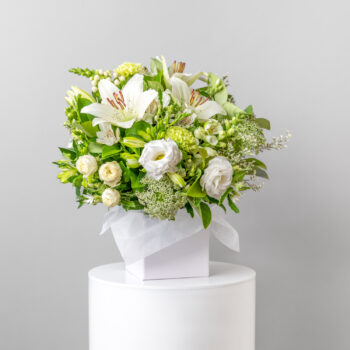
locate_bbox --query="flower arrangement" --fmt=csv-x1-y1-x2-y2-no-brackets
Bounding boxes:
54,57,289,228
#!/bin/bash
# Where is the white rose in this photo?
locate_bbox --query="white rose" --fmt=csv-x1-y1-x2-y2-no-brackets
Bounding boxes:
99,161,122,187
139,139,182,180
76,155,98,176
200,156,233,199
102,188,120,208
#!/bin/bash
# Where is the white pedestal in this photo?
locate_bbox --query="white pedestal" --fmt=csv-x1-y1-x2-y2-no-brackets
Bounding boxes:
126,229,210,280
89,262,256,350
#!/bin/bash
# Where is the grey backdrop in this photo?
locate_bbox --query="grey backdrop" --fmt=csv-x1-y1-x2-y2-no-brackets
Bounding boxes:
1,0,349,349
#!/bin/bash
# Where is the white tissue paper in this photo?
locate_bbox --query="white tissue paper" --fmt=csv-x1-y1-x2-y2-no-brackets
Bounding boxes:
100,206,240,265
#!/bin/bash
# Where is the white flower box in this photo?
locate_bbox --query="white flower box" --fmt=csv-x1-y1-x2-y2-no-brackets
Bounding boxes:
125,229,210,280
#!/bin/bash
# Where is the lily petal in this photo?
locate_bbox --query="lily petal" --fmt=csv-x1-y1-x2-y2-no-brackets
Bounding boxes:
82,103,117,120
162,91,171,107
135,89,158,120
173,71,204,86
170,77,191,104
195,101,226,121
98,79,120,104
161,56,171,89
122,74,143,106
115,119,136,129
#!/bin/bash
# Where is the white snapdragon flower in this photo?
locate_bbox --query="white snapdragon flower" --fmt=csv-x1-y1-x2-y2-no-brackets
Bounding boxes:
76,155,98,176
200,156,233,199
99,161,122,187
139,139,182,180
102,188,120,208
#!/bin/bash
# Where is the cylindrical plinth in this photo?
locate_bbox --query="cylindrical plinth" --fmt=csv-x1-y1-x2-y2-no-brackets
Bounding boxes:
89,262,256,350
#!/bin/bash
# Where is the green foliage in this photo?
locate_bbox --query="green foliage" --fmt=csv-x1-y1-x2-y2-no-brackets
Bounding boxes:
199,202,212,229
69,67,96,78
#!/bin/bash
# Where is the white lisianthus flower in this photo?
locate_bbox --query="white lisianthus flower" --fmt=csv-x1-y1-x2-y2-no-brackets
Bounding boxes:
139,139,182,180
200,156,233,199
102,188,120,208
99,161,122,187
76,155,98,176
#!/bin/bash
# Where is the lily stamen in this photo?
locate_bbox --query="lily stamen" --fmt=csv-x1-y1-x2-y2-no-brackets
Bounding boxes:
172,60,186,74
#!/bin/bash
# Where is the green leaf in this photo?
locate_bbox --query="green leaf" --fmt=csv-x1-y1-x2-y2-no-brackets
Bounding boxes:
215,89,228,105
186,180,206,198
255,168,269,179
80,121,98,137
227,196,240,213
244,105,253,115
223,102,244,117
101,145,121,160
124,168,144,191
199,202,212,229
219,187,233,205
207,73,227,104
255,118,271,130
245,158,267,170
59,147,76,161
125,121,150,138
150,58,163,73
88,142,104,154
57,169,77,183
233,171,246,182
185,202,194,218
147,80,164,92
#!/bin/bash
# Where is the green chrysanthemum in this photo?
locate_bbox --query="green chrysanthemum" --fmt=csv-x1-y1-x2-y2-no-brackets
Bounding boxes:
114,62,142,78
136,176,187,220
165,126,197,153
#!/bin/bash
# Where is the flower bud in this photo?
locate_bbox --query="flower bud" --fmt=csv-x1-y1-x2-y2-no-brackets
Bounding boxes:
194,127,206,139
122,137,145,148
218,130,226,140
204,135,218,146
168,173,186,188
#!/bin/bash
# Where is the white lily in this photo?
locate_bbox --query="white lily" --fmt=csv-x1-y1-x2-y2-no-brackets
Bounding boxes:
96,123,120,146
161,56,204,89
81,74,158,129
170,77,226,122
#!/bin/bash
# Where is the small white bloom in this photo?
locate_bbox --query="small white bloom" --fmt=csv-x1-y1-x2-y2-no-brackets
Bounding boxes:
92,86,97,93
81,74,158,129
200,156,233,199
76,155,98,176
99,161,122,187
139,139,182,180
84,194,94,205
96,123,120,146
102,188,120,207
170,77,226,122
204,119,223,135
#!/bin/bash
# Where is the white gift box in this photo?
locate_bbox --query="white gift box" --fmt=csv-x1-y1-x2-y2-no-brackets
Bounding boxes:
125,229,210,280
100,206,239,281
